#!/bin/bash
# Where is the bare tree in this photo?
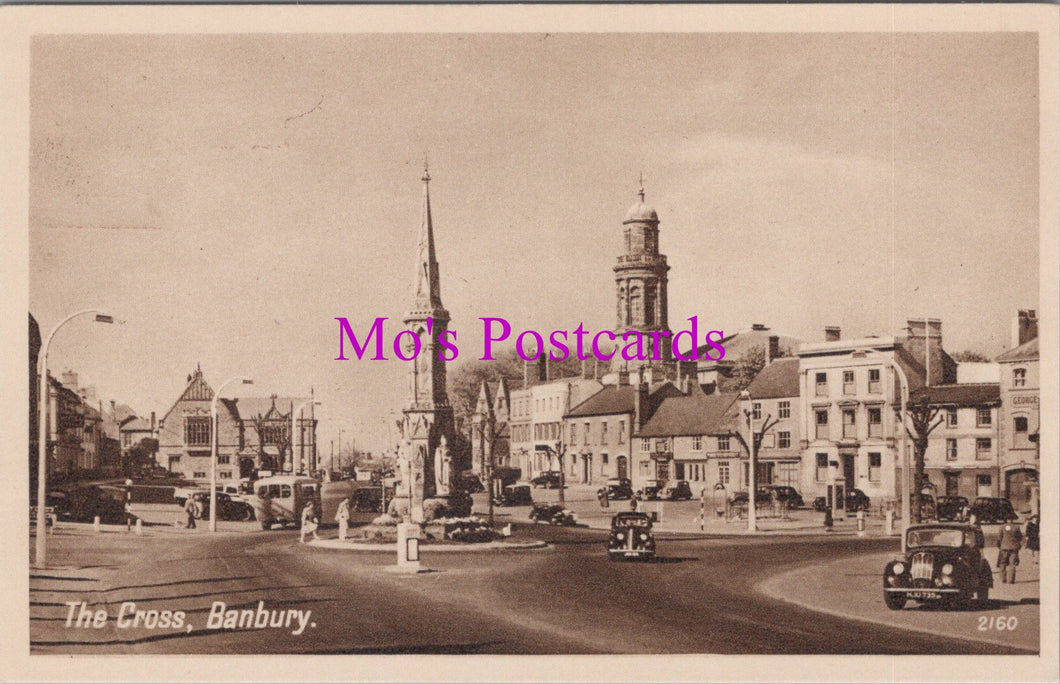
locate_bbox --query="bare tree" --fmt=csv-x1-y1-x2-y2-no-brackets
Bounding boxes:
903,395,944,523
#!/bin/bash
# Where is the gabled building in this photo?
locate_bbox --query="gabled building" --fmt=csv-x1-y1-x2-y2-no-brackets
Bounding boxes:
996,309,1039,513
470,378,511,474
745,357,803,491
157,366,246,482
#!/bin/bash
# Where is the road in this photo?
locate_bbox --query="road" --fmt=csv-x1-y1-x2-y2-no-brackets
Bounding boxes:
30,525,1035,655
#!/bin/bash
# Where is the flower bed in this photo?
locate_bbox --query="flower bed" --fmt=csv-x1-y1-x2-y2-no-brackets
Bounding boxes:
437,516,503,544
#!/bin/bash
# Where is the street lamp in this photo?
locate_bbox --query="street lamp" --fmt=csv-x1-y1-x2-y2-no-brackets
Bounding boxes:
210,376,253,532
853,348,910,552
739,390,758,533
292,399,320,475
35,310,114,568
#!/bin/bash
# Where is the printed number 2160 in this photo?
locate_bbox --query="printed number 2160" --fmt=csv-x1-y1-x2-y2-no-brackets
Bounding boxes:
978,616,1018,631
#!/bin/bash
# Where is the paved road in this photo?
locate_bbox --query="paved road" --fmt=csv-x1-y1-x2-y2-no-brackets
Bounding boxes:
30,525,1035,654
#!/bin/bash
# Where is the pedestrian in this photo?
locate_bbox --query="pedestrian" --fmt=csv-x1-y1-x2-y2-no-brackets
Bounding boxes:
630,493,639,512
598,487,610,509
996,520,1023,584
823,507,834,532
1025,514,1040,563
335,496,350,541
300,501,319,544
184,496,198,530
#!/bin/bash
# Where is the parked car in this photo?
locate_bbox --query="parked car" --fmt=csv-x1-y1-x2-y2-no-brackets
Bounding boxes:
813,488,871,513
936,496,970,522
883,523,993,610
494,483,533,507
913,492,938,521
967,497,1019,524
603,477,634,500
637,480,665,500
763,485,805,509
662,480,693,501
530,471,563,489
56,486,126,524
730,488,771,506
529,503,577,526
456,471,485,494
192,491,255,521
607,511,656,561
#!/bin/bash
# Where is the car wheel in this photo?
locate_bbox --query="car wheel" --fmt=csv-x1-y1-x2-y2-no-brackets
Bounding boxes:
884,592,906,610
260,518,271,531
976,585,990,607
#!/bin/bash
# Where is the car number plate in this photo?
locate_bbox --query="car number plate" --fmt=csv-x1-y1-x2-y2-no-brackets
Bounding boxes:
908,591,942,600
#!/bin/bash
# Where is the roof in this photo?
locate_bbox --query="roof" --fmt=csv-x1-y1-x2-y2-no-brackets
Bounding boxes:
623,200,658,223
688,327,803,365
565,382,677,418
909,383,1001,407
996,337,1038,363
120,417,153,432
637,392,739,437
747,358,800,399
224,396,311,421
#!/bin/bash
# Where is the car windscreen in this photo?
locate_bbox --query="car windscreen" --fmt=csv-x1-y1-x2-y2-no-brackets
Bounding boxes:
907,528,964,548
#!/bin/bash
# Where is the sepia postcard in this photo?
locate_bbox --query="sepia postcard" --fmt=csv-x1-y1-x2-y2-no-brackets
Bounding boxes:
0,4,1057,683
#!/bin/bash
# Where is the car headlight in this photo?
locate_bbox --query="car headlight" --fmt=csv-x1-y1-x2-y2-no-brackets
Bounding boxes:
639,533,648,541
941,563,954,575
616,532,625,541
893,562,905,575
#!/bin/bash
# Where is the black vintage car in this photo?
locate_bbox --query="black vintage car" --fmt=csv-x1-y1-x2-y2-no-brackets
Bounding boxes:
813,488,871,513
662,480,693,501
967,497,1019,524
936,496,969,522
56,486,126,524
494,483,533,507
883,523,993,610
530,471,563,489
192,491,256,521
607,512,656,561
604,478,634,500
637,479,665,500
529,503,577,526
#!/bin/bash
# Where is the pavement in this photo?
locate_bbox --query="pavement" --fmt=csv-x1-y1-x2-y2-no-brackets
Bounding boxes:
758,544,1040,651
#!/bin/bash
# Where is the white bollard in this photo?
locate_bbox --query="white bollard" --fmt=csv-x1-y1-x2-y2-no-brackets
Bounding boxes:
857,510,866,537
390,522,428,574
49,514,58,534
93,516,101,533
885,510,894,536
135,519,143,535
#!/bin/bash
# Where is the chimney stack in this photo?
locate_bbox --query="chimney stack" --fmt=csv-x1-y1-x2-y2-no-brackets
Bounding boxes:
1012,309,1038,348
905,318,945,386
61,369,78,391
824,327,841,342
633,370,650,429
767,335,780,365
751,323,768,331
537,353,548,383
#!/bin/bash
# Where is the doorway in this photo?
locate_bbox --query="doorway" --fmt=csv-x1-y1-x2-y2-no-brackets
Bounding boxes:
841,453,856,487
944,472,960,497
616,455,628,480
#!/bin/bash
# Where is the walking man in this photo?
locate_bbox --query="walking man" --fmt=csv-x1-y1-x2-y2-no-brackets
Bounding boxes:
300,501,319,544
335,496,350,541
997,520,1023,583
184,496,198,530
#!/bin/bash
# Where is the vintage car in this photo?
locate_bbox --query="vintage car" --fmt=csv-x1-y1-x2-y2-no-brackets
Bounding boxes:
967,497,1019,524
494,483,534,507
607,512,656,561
936,496,969,522
530,471,563,489
883,523,993,610
603,477,634,500
638,480,666,500
529,503,577,526
764,485,805,509
56,486,126,524
813,488,871,513
191,491,256,521
662,480,693,501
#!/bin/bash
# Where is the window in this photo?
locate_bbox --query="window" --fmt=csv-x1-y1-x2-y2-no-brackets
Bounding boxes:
946,407,958,427
718,460,731,485
717,435,730,452
675,462,685,480
219,471,232,479
1014,416,1029,433
655,439,668,453
584,422,590,445
640,438,650,453
868,368,881,394
868,408,882,437
601,421,608,443
691,435,703,451
752,402,762,420
815,410,829,440
843,370,855,395
977,474,992,488
976,438,992,459
1013,367,1026,387
842,409,856,439
815,453,829,482
815,372,828,396
217,455,230,465
778,431,791,449
778,401,790,419
193,471,207,479
185,417,211,446
976,408,991,427
868,452,881,482
602,453,609,464
619,421,626,443
570,423,576,444
946,438,958,461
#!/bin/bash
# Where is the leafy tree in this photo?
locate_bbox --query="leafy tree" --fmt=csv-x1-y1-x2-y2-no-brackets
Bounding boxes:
719,344,791,393
124,437,159,477
951,350,991,363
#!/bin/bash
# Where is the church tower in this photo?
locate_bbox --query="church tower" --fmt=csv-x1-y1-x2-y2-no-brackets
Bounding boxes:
613,177,672,369
400,163,455,512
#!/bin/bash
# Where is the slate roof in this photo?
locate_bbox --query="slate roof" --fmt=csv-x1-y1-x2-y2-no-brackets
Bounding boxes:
910,383,1001,407
120,417,153,432
565,382,678,418
747,358,800,399
996,337,1039,363
637,392,740,437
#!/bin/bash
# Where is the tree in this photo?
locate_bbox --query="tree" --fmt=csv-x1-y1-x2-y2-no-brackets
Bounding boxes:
719,344,791,393
728,404,779,529
124,437,159,477
952,350,991,363
902,395,944,523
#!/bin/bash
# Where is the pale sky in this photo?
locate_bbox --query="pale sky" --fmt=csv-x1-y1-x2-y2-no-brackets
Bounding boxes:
29,32,1040,452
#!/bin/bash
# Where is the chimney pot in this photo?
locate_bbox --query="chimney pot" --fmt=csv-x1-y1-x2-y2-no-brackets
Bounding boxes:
824,327,841,342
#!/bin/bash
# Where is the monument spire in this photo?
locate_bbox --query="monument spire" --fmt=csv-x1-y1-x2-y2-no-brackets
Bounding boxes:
411,158,442,311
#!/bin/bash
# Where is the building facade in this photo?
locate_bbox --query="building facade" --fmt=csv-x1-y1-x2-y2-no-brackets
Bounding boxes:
510,376,603,479
996,310,1039,513
745,357,803,490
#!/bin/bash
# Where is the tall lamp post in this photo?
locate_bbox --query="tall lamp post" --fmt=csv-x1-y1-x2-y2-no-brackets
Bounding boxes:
210,376,253,532
853,348,910,551
35,310,114,567
739,391,758,533
292,399,320,476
